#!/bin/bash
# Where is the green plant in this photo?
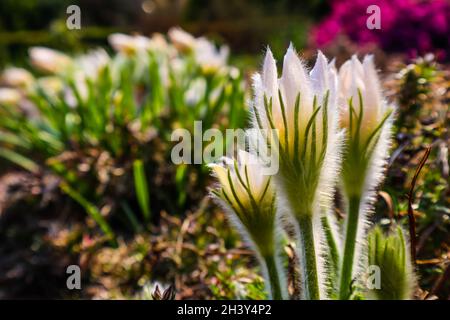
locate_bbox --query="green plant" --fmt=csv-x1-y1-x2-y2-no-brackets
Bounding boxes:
209,46,417,300
367,225,416,300
210,150,286,299
0,30,246,238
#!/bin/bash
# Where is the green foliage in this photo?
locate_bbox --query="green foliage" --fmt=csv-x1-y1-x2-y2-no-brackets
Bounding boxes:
0,34,247,239
60,181,116,245
133,159,151,223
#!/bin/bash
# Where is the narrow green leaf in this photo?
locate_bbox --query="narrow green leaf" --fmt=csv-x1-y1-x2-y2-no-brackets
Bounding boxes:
60,182,116,244
0,147,39,173
133,159,151,222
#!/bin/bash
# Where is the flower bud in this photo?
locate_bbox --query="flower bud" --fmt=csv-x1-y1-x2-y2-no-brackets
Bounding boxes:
367,225,416,300
29,47,72,74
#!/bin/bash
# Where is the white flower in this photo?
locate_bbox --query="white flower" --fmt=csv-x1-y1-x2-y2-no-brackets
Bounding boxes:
185,78,206,106
168,27,196,52
108,33,151,55
36,76,64,97
253,46,340,160
337,54,394,196
209,149,285,299
0,87,21,105
209,149,277,261
149,33,176,56
252,45,341,188
194,37,229,74
209,150,274,213
76,48,110,80
29,47,72,74
336,55,395,299
338,55,390,142
250,45,343,299
1,67,34,89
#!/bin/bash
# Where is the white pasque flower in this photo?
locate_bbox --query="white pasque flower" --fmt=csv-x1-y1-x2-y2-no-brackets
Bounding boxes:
194,37,229,74
338,55,392,144
76,48,110,80
168,27,197,52
0,87,21,105
209,150,275,223
29,47,72,74
337,54,394,196
1,67,34,89
250,45,343,300
108,33,151,55
209,149,285,299
336,55,395,300
251,45,341,214
36,76,64,97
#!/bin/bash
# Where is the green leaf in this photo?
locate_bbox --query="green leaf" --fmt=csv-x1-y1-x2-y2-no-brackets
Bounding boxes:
120,201,142,233
0,147,39,173
175,164,188,208
60,182,116,245
133,159,151,223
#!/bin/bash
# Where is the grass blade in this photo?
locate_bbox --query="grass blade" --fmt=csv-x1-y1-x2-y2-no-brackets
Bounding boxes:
133,159,151,222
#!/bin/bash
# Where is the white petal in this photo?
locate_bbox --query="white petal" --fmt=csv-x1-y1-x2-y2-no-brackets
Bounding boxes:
280,43,312,114
262,47,278,99
262,47,284,128
362,55,382,127
350,55,365,96
327,59,338,111
362,55,382,108
310,50,329,98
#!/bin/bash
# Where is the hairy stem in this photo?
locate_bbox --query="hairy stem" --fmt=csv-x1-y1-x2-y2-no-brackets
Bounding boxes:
297,214,321,300
322,215,340,272
339,194,361,299
321,215,340,296
262,253,283,300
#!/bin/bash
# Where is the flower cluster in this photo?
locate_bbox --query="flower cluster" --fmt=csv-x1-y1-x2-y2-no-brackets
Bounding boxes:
313,0,450,60
210,45,412,300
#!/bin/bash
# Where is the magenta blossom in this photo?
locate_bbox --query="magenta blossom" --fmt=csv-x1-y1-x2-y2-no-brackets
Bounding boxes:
313,0,450,60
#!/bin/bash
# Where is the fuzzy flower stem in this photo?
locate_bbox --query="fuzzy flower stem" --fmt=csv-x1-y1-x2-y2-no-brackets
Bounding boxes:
297,213,320,300
339,193,361,299
321,214,340,277
262,253,283,300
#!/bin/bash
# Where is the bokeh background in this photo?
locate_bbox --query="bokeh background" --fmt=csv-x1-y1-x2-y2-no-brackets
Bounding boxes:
1,0,449,67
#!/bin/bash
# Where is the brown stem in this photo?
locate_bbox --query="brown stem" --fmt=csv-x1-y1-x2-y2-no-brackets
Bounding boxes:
407,146,431,265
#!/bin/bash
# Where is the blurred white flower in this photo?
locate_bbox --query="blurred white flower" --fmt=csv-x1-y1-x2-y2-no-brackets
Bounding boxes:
36,76,64,97
76,48,110,80
108,33,151,55
61,49,111,106
168,27,196,52
29,47,72,74
0,87,21,105
194,37,229,74
148,33,177,56
1,67,34,89
185,78,206,106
